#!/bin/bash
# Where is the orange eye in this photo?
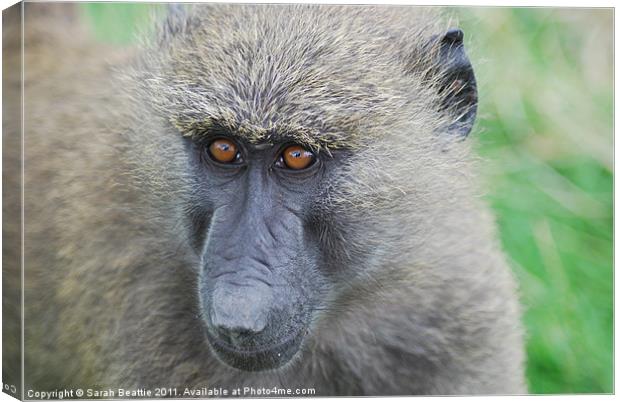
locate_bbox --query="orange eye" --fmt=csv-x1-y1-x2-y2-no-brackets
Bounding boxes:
282,145,315,170
208,138,238,163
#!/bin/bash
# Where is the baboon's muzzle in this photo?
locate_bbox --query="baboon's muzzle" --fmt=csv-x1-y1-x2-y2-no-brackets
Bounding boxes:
198,203,314,371
201,276,308,371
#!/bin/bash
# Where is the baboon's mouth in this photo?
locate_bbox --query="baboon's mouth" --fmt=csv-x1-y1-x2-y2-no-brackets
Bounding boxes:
206,329,304,371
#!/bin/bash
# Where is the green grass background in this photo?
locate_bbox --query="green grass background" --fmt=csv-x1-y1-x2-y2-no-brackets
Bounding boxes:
80,4,613,394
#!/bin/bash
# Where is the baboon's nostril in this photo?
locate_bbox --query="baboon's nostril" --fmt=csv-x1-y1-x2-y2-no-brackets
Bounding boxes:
214,324,265,346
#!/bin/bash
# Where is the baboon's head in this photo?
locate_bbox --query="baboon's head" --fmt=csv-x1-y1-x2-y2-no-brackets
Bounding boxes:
127,5,477,371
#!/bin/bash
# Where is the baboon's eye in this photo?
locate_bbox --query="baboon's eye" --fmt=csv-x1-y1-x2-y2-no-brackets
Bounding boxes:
276,145,316,170
208,138,241,164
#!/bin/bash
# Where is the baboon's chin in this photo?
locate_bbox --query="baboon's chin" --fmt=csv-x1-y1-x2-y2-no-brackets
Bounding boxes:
206,330,304,372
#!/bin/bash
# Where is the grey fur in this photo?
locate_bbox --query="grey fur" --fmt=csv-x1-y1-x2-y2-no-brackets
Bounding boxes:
8,3,526,396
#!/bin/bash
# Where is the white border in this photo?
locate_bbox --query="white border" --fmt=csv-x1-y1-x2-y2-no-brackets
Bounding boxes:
0,1,615,402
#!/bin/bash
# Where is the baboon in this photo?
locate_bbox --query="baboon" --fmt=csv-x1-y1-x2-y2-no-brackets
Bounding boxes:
3,2,526,397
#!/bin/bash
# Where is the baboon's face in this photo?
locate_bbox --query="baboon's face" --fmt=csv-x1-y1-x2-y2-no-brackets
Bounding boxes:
184,126,334,371
134,6,477,373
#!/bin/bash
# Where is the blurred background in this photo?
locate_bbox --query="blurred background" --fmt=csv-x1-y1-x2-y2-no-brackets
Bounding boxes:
79,3,613,394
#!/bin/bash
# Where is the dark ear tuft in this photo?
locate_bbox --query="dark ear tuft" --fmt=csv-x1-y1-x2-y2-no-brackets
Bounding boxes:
442,28,464,44
435,28,478,137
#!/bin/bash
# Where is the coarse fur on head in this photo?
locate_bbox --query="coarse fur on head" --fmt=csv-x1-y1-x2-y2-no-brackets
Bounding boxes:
11,2,525,396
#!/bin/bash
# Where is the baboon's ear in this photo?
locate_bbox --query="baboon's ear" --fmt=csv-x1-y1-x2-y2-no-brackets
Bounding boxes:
432,29,478,137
